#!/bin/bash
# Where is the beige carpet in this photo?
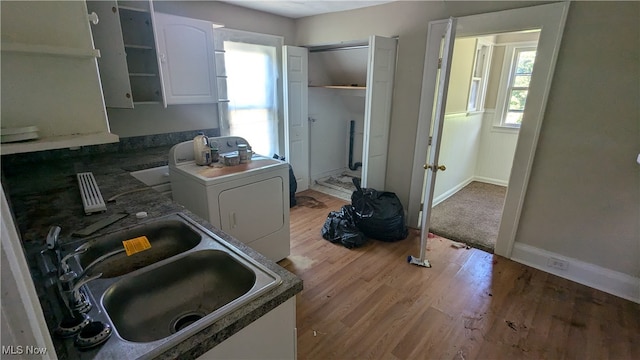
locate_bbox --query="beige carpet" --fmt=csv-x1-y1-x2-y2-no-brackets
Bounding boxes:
429,181,507,253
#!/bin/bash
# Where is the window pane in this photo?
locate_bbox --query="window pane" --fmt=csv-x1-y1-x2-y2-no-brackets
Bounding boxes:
513,75,531,87
515,50,536,74
223,41,279,156
508,90,528,111
468,79,479,111
505,112,523,125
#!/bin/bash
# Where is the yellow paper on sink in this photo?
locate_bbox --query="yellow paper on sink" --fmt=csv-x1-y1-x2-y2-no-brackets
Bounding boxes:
122,236,151,256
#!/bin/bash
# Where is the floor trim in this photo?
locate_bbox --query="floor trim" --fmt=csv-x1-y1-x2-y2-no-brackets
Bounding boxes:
432,176,474,206
473,176,509,187
511,242,640,303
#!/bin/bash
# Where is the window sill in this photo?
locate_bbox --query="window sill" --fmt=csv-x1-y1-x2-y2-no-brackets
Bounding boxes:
491,125,521,134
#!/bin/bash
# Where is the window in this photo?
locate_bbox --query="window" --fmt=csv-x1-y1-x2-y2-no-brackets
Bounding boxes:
495,43,537,128
213,29,283,156
467,40,492,112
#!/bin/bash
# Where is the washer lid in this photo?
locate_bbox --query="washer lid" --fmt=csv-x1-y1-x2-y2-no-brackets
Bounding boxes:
172,156,286,185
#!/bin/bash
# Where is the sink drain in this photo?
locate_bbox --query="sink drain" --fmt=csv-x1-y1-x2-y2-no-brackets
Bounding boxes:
171,312,205,333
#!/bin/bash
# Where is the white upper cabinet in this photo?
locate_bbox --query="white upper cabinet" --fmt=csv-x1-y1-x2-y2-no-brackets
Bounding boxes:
88,1,220,108
0,0,118,154
88,0,164,107
154,12,220,105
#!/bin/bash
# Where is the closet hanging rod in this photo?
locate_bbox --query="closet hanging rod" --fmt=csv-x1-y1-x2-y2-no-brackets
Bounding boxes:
307,36,398,53
308,44,368,53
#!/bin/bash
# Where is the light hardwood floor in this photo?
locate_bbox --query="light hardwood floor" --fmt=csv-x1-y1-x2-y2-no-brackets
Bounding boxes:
279,190,640,360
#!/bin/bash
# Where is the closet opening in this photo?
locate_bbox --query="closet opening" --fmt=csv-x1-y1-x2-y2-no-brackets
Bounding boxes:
307,42,369,200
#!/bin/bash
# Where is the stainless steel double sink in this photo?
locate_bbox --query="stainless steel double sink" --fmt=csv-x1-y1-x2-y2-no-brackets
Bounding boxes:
61,212,282,358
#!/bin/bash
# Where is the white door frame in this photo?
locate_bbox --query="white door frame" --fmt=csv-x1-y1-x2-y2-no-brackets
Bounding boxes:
407,2,570,258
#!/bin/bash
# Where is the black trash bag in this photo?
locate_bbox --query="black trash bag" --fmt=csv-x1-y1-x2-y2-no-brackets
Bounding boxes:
288,165,297,207
351,178,409,242
321,205,367,249
274,154,297,208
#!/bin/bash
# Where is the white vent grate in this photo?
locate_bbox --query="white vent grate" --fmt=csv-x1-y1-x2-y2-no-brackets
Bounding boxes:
77,172,107,215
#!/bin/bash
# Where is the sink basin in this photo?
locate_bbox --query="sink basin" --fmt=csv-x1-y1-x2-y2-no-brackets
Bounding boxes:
72,212,283,358
77,217,201,278
102,250,256,342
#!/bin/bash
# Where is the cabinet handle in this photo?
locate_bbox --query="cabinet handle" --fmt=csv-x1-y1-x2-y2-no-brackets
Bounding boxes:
229,212,237,228
87,12,99,25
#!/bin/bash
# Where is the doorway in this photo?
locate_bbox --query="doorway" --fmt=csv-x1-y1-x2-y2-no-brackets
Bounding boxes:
307,45,368,200
407,2,569,258
284,36,397,196
429,31,540,252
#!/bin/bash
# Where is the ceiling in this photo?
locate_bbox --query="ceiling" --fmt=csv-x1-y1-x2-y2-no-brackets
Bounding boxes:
221,0,397,19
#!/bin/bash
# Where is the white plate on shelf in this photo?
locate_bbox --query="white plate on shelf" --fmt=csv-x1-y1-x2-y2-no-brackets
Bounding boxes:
1,126,39,143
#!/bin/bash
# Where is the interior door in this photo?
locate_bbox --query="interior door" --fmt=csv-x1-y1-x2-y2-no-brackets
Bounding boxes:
361,35,398,190
419,19,457,244
283,46,310,191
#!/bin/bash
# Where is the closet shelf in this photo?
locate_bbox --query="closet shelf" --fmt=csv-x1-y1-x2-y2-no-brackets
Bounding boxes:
1,42,101,58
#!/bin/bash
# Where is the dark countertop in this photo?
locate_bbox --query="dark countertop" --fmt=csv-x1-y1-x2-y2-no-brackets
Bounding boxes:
1,145,302,359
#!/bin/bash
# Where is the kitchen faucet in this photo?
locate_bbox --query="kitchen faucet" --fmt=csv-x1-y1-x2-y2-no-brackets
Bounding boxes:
43,227,103,317
44,226,114,342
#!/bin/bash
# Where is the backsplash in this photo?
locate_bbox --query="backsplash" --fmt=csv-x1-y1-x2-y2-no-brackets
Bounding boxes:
1,128,220,166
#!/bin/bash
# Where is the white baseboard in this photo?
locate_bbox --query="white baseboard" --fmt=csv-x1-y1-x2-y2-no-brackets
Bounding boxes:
511,242,640,304
432,177,474,206
473,176,509,187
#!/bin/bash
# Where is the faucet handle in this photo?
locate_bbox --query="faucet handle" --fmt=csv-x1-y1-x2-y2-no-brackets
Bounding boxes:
60,247,89,274
46,226,61,250
73,272,103,293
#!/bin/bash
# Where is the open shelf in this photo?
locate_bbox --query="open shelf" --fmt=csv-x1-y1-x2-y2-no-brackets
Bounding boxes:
1,132,119,155
1,42,100,58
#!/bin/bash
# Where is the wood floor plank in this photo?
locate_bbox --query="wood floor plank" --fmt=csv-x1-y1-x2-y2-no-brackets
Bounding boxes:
283,189,640,360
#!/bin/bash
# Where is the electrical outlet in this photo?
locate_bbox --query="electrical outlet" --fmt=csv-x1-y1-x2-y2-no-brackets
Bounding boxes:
547,257,569,271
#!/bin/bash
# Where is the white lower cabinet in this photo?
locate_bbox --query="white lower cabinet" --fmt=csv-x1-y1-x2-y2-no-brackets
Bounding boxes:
199,297,297,359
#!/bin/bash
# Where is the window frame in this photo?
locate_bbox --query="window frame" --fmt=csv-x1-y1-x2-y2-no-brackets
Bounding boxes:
467,38,493,113
212,28,284,156
494,41,538,129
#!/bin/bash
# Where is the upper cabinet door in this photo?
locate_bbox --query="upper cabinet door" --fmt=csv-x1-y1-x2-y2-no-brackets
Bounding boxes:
154,12,219,105
86,0,134,108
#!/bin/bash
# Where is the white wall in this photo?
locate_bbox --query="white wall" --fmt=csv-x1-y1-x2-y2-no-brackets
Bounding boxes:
107,1,296,138
432,113,483,204
308,87,365,181
308,47,369,87
475,111,518,186
295,1,640,289
515,2,639,277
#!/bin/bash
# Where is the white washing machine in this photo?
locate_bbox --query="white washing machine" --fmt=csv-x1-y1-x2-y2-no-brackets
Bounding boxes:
169,136,290,261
